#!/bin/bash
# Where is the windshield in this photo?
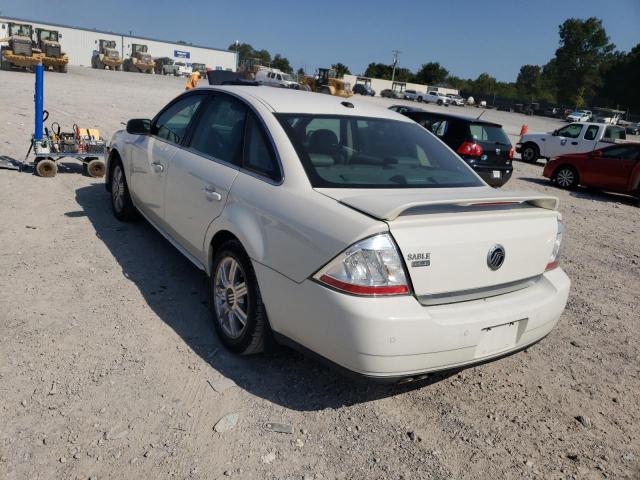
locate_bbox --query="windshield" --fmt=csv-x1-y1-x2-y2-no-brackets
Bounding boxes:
40,31,58,41
282,73,294,82
277,114,483,189
469,123,511,145
10,25,32,36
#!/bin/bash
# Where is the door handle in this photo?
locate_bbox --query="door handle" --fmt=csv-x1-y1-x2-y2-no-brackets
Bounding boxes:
151,162,164,173
203,186,222,201
571,141,578,145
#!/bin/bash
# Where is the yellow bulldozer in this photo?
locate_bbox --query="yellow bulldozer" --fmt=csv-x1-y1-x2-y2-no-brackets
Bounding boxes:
123,44,154,73
0,22,43,71
34,28,69,73
303,68,353,97
91,39,123,70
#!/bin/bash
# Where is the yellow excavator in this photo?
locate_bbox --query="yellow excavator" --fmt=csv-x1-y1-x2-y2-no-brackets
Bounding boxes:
303,68,353,97
0,22,43,71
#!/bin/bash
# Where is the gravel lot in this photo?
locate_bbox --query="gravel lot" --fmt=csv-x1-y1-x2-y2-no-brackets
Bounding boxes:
1,67,639,480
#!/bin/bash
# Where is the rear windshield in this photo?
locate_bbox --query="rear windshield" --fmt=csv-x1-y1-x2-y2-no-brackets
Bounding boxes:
276,114,483,189
469,123,511,146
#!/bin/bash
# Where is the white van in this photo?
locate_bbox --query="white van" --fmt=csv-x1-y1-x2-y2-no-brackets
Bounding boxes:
255,68,297,88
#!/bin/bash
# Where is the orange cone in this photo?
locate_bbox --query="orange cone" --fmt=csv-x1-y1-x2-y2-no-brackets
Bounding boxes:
520,124,529,136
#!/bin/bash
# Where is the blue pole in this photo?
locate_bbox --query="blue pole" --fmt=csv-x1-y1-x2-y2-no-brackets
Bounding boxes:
35,63,44,140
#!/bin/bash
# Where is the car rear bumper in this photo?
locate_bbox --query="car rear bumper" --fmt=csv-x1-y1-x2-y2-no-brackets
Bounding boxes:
255,263,570,380
515,143,523,153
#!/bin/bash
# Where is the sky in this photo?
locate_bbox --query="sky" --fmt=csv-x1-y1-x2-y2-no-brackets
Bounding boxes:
1,0,639,81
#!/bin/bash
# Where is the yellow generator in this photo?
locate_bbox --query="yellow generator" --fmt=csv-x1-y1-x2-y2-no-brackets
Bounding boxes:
0,22,43,71
303,68,353,98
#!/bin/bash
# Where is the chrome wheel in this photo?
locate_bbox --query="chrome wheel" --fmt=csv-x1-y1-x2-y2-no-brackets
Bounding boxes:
555,168,575,188
213,256,249,339
112,165,124,212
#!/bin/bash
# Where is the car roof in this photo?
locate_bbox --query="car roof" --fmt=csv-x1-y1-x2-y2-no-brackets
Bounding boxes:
389,105,425,112
203,86,412,120
404,109,503,127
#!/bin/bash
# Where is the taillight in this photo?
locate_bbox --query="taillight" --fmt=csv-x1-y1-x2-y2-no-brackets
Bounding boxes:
457,141,484,156
508,147,515,159
545,219,564,271
314,233,410,296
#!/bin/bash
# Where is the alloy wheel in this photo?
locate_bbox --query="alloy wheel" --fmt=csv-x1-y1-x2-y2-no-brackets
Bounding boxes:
522,147,535,162
556,168,575,188
213,256,249,339
112,165,125,212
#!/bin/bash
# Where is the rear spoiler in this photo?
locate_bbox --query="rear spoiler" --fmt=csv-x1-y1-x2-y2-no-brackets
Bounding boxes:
331,190,559,221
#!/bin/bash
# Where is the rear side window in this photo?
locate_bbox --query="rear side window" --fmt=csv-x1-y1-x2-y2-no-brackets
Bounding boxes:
243,114,281,181
584,125,599,141
152,94,203,145
188,95,247,166
604,127,626,140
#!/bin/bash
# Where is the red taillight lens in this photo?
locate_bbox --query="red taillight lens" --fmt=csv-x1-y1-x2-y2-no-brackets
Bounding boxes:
508,147,515,159
457,141,483,156
545,219,564,271
314,234,410,297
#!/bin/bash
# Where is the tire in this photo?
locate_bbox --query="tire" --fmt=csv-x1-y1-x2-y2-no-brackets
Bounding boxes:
110,161,137,221
58,64,67,73
210,239,266,355
437,99,443,106
553,166,579,189
520,143,539,163
87,158,106,178
417,97,423,103
36,159,57,177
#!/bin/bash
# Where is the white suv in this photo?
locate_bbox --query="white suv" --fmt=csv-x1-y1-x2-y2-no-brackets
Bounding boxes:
107,87,570,381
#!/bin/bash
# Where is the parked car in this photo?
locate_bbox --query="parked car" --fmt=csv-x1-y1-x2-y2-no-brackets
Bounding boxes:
565,110,592,122
398,109,515,187
403,89,421,101
543,143,640,203
352,83,376,96
446,94,465,106
154,57,180,76
517,122,627,163
106,86,569,380
423,91,451,106
625,123,640,135
380,89,403,99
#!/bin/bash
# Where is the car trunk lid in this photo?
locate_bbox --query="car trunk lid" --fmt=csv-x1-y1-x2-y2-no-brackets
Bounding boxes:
316,187,559,298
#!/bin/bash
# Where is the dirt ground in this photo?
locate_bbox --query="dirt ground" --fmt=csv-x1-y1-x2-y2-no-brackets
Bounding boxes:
0,67,639,480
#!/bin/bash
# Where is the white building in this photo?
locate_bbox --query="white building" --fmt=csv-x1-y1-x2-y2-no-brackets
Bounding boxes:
0,15,237,71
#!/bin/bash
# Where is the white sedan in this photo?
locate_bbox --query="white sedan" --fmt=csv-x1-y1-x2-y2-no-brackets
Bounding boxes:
106,86,570,381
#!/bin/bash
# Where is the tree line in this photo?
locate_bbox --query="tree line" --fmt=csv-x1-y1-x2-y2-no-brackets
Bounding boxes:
230,17,639,112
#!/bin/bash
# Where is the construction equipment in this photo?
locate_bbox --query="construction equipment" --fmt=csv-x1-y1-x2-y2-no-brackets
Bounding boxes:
191,62,207,76
91,39,123,70
33,28,68,73
25,64,106,178
123,44,154,73
0,22,42,71
302,68,353,97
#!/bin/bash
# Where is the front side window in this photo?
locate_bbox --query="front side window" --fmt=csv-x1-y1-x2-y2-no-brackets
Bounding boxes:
243,113,281,181
557,124,583,138
277,114,483,189
189,95,247,165
152,94,203,145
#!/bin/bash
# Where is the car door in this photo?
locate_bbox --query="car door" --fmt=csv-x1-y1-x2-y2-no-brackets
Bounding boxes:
163,93,247,263
544,123,585,157
582,145,640,192
129,93,204,226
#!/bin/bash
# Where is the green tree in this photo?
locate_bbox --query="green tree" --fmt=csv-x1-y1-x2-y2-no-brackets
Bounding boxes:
271,54,292,73
331,63,351,78
414,62,449,85
472,73,498,97
552,17,615,106
516,65,543,101
297,67,306,77
599,43,640,113
364,62,393,79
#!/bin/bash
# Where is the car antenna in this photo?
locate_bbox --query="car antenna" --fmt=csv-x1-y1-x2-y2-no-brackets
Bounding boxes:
476,111,485,120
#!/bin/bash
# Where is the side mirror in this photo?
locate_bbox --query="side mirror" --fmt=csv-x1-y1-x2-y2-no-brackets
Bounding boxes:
552,130,559,136
126,119,151,135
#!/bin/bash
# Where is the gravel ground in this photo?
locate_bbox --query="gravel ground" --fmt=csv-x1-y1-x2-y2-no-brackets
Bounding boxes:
0,67,639,480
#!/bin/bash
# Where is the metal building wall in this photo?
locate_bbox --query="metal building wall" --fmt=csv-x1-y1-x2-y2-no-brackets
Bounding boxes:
0,16,236,71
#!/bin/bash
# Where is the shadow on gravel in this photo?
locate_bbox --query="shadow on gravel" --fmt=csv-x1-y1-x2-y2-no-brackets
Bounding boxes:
519,177,637,206
74,184,453,412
